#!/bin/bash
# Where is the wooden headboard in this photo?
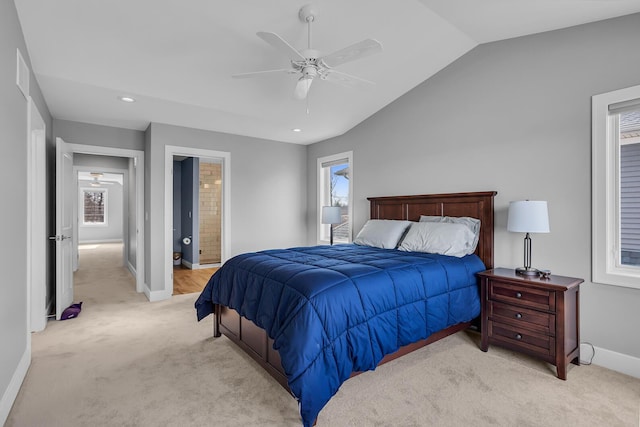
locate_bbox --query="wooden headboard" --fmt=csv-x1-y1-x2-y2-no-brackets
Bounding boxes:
367,191,497,269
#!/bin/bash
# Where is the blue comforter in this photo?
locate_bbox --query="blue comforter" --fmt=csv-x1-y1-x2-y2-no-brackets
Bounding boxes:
195,244,484,426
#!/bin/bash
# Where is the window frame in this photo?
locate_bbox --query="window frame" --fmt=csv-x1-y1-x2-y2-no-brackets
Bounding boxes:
81,187,108,227
592,84,640,289
317,151,353,244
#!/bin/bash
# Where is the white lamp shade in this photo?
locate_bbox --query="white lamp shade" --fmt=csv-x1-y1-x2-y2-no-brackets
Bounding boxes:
507,201,550,233
321,206,342,225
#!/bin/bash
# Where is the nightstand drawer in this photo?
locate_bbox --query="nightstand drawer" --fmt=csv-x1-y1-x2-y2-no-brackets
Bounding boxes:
489,280,555,311
489,301,555,336
489,321,555,358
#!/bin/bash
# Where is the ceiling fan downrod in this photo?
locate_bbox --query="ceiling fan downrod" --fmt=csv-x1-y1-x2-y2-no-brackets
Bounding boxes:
299,4,317,50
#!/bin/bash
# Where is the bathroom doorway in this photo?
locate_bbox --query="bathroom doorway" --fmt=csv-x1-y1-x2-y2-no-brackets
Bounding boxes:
172,156,222,268
168,148,229,295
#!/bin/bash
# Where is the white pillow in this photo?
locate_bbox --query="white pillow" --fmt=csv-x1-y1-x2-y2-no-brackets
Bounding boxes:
398,222,476,257
420,215,480,253
353,220,412,249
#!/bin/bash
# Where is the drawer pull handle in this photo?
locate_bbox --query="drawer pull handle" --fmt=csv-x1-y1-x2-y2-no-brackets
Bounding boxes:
515,292,522,298
515,334,522,340
515,313,523,319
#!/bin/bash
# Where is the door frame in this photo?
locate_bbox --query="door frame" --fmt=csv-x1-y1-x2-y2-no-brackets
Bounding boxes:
27,97,47,332
55,138,75,319
164,146,230,296
63,143,145,293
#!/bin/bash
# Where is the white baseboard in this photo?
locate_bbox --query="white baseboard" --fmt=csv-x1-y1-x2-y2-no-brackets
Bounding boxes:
589,344,640,379
143,284,172,302
181,261,220,270
45,299,52,318
0,346,30,425
127,261,136,277
198,262,221,269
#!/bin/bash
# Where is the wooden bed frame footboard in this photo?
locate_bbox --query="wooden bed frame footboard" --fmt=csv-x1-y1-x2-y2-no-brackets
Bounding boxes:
213,191,496,396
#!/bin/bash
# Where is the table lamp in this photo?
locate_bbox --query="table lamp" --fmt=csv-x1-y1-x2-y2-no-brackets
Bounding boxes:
507,200,550,276
321,206,342,245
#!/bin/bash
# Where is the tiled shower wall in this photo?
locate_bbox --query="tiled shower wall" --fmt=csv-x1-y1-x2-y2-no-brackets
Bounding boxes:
199,162,221,264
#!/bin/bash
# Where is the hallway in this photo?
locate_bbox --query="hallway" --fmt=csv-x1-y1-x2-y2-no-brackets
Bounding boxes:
74,242,143,307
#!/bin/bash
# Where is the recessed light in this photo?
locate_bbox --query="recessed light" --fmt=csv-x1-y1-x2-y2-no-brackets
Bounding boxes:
118,96,136,103
292,128,302,132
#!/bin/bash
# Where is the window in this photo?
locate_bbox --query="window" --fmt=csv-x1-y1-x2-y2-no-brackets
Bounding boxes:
592,84,640,289
317,151,353,244
82,188,107,226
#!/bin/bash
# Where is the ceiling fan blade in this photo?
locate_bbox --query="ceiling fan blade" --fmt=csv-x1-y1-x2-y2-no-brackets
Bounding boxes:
257,32,306,62
324,70,375,88
232,69,294,79
293,77,313,100
320,39,383,68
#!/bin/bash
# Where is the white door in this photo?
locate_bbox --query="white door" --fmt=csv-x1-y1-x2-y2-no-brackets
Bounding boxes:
28,98,47,331
55,138,74,320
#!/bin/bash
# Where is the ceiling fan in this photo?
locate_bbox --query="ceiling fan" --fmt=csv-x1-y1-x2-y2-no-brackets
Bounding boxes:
233,4,383,101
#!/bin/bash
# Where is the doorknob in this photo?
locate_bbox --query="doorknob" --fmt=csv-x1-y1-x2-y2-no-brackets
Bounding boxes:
49,235,72,241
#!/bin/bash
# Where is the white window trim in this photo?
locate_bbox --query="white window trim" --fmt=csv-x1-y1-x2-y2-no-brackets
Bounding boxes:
592,83,640,289
81,187,108,227
317,151,353,244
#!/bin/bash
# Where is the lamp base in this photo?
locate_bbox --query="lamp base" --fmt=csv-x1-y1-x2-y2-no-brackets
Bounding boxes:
515,267,539,276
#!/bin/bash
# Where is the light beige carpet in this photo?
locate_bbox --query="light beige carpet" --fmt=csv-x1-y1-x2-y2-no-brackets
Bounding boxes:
6,244,640,426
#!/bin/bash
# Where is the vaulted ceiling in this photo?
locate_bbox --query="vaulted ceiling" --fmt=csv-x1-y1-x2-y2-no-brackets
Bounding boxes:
14,0,640,144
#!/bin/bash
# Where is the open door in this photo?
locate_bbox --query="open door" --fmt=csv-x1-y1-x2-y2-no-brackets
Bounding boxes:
55,138,74,320
28,98,47,331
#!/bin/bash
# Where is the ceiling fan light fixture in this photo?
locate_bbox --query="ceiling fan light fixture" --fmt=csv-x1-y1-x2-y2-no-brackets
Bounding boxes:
294,77,313,100
118,96,136,103
292,128,302,132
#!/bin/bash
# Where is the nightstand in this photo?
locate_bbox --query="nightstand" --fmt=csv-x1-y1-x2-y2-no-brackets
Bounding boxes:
477,268,583,380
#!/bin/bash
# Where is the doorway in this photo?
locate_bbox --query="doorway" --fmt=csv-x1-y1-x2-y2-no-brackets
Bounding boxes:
171,156,223,295
75,169,127,284
55,140,144,316
164,146,230,296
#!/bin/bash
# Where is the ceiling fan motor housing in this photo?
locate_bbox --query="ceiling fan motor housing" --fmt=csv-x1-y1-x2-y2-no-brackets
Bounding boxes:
301,66,318,78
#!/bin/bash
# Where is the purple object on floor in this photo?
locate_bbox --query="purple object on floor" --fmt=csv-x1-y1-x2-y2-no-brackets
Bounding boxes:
60,302,83,320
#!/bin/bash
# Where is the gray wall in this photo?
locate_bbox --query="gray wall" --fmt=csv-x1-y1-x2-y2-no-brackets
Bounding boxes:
0,0,52,421
73,153,129,170
145,123,307,292
307,14,640,359
78,180,124,243
53,119,145,151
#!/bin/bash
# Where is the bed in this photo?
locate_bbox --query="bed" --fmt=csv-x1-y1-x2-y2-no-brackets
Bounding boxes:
195,191,496,426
